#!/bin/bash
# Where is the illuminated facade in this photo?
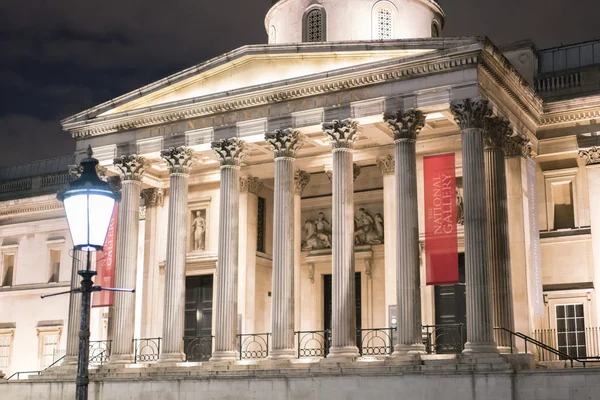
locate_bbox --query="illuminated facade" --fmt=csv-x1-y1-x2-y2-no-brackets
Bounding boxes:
2,0,600,398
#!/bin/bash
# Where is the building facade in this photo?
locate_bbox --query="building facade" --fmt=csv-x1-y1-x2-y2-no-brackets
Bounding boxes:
1,0,600,397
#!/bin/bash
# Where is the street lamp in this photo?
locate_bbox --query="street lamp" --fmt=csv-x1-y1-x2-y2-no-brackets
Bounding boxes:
52,146,120,399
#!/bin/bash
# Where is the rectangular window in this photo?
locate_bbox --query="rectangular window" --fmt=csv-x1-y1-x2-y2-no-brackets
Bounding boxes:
552,182,575,229
257,197,266,253
39,332,60,369
0,334,11,371
2,254,15,287
556,304,586,359
48,249,61,283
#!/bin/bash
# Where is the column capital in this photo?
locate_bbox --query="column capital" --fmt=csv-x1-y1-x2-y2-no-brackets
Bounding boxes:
383,109,425,141
160,146,196,174
294,170,311,195
240,176,262,194
376,155,395,175
451,98,493,130
141,188,165,208
265,128,304,158
504,134,532,158
211,138,248,167
113,154,148,181
483,116,512,150
579,146,600,166
322,119,360,150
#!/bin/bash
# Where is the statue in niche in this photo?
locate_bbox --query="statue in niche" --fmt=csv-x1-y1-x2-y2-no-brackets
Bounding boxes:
192,210,206,251
354,208,384,245
302,212,332,250
456,188,464,226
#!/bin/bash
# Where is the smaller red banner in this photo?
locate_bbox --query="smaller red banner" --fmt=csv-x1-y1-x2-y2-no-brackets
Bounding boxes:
93,204,118,308
424,153,459,285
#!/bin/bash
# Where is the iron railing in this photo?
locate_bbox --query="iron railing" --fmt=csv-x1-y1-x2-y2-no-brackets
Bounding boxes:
296,330,330,358
89,340,112,365
184,335,213,362
533,327,600,362
237,333,270,360
358,328,394,356
422,324,466,354
133,337,161,363
7,355,66,380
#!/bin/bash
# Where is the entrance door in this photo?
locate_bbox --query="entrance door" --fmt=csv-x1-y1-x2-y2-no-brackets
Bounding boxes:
433,253,466,353
184,275,213,361
324,273,362,348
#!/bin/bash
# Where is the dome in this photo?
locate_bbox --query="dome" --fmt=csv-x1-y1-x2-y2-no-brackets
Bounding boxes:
265,0,444,44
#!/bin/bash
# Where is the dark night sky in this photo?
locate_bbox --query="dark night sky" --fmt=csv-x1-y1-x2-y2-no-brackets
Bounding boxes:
0,0,598,167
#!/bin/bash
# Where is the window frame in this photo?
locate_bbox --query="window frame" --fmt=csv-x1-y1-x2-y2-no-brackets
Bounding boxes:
47,239,65,284
37,326,62,370
371,1,397,40
303,6,327,43
0,329,15,373
543,168,580,230
554,303,587,358
1,244,18,287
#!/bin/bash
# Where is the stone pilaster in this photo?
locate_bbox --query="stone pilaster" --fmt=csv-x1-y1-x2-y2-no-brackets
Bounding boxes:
211,138,248,361
159,147,196,362
384,109,426,355
294,170,311,332
323,119,360,359
483,116,515,351
109,155,147,363
579,146,600,325
376,155,396,332
451,98,498,355
64,249,84,365
140,188,164,338
265,129,304,359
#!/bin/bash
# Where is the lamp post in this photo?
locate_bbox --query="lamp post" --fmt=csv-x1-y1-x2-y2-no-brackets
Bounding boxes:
44,146,127,400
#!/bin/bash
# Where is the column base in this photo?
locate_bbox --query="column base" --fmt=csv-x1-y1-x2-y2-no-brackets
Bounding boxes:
158,352,186,363
209,350,238,362
392,343,426,357
462,341,500,357
107,354,134,364
326,345,360,361
267,349,296,360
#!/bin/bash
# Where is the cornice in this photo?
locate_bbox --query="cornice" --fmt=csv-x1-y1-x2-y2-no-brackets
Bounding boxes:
0,194,63,219
63,44,484,138
540,94,600,126
479,40,544,126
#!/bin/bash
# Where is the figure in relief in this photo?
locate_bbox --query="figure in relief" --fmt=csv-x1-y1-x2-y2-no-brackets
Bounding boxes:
456,188,464,226
354,208,383,245
192,211,206,251
301,212,332,250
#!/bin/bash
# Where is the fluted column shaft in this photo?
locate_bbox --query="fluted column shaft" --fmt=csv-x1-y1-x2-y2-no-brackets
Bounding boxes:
384,109,426,356
294,171,311,332
211,138,247,361
451,99,498,355
109,179,143,362
484,117,514,350
160,147,195,362
64,250,84,364
265,129,303,359
323,119,360,359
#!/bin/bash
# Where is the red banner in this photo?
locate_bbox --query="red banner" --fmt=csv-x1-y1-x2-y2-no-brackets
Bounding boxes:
93,203,118,308
424,153,458,285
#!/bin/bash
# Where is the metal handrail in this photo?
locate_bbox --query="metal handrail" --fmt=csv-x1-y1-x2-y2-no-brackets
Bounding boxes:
7,355,66,380
493,327,600,368
237,333,270,360
357,327,395,356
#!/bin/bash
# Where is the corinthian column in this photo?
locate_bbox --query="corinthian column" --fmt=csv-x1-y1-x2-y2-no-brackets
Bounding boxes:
579,146,600,325
323,119,360,359
384,109,426,355
64,250,84,365
265,129,304,359
483,116,515,351
294,170,311,332
451,99,498,355
210,138,248,361
159,147,196,362
109,155,147,363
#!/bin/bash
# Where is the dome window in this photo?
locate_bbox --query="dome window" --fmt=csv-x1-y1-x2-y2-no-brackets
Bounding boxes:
431,21,440,38
304,8,326,42
377,8,393,40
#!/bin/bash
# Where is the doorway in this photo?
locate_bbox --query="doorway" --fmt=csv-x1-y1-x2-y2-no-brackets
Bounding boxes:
184,274,213,361
324,272,362,346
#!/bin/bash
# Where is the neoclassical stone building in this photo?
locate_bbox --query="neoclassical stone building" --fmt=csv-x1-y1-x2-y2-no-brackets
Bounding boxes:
2,0,600,398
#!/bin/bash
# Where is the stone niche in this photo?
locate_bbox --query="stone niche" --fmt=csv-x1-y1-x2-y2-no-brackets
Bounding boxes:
188,198,211,253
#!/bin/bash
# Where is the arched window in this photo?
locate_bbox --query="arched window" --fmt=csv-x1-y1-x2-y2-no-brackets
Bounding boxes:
377,8,393,39
372,2,396,40
269,25,277,43
431,21,440,38
304,8,326,42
